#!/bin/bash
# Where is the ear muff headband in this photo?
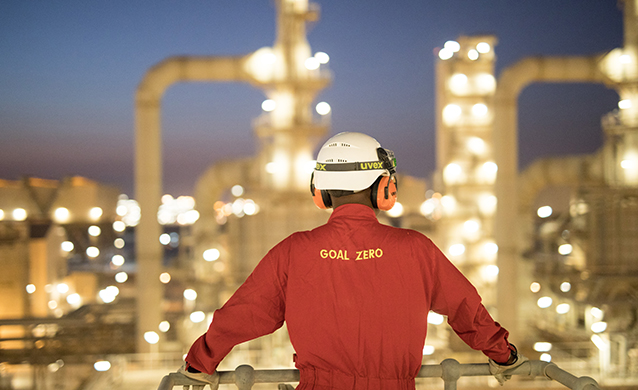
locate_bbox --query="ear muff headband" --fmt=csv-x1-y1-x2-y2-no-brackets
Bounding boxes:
310,172,332,209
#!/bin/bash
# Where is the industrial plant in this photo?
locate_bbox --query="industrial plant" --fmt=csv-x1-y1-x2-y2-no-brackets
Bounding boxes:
0,0,637,389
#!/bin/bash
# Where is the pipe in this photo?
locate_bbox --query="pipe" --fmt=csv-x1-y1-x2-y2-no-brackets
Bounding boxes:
493,55,607,342
134,55,254,353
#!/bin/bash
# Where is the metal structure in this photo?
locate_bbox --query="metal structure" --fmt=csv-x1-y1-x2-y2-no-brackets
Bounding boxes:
134,0,330,352
157,360,600,390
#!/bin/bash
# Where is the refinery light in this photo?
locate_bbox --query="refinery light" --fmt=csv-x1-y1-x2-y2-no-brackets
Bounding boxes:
144,331,160,344
261,99,276,112
533,342,552,352
427,311,444,325
94,361,111,372
204,248,221,262
537,206,552,218
591,322,607,333
537,296,553,308
184,289,198,301
316,102,331,115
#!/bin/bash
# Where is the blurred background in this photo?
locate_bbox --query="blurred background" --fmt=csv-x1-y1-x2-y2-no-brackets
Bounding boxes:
0,0,636,389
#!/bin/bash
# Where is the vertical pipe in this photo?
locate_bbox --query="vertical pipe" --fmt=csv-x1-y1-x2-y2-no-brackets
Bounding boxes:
494,56,606,342
135,98,164,353
440,359,461,390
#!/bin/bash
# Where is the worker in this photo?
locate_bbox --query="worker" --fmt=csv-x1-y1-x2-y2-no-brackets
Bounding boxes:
179,132,527,389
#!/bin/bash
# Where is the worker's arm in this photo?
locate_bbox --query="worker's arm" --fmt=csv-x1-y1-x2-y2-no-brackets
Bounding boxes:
184,237,290,374
425,239,513,364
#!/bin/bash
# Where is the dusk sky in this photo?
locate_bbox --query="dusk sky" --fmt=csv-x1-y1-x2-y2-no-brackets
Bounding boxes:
0,1,624,196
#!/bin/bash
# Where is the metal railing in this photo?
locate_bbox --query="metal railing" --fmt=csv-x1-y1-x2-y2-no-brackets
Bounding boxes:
157,359,600,390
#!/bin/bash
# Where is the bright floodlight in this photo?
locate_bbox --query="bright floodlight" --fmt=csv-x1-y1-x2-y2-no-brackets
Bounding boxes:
449,244,465,256
144,331,160,344
261,99,276,112
53,207,70,223
484,242,498,255
386,202,404,218
94,360,111,372
471,103,488,117
422,345,435,355
86,247,100,258
442,104,462,124
115,272,128,283
67,293,81,305
231,185,244,197
476,42,491,53
316,102,331,115
56,283,69,294
540,353,552,362
159,233,171,245
111,255,125,267
537,205,552,218
468,49,479,61
159,272,171,284
427,311,444,325
13,208,27,221
463,219,480,233
438,48,453,60
558,244,573,255
183,289,197,301
590,307,604,319
88,225,101,237
560,281,571,292
114,238,125,249
113,221,126,232
556,303,570,314
190,311,206,323
61,241,74,252
89,207,103,221
619,99,632,109
26,284,36,294
203,248,221,262
304,57,320,70
315,52,330,64
533,342,552,352
530,282,541,293
466,137,486,155
444,40,460,52
159,321,171,333
0,209,4,221
537,296,553,308
591,321,607,333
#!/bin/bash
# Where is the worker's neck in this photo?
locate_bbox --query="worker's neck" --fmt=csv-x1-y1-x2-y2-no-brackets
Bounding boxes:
331,190,374,210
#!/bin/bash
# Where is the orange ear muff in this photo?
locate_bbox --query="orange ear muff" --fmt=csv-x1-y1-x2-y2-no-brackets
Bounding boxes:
310,172,332,209
371,175,397,211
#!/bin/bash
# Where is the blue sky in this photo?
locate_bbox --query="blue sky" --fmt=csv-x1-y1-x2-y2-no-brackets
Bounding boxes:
0,1,624,195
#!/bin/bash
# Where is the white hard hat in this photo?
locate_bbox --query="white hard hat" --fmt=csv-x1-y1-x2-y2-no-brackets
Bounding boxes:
313,132,396,191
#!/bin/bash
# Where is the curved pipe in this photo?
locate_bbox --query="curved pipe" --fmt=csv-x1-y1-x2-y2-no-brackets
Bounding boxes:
134,55,254,353
493,55,607,341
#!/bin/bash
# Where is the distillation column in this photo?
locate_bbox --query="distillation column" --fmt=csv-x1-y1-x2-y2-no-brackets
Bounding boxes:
434,36,500,311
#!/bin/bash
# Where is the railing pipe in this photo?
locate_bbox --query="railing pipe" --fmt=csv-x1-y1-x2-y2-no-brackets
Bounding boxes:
158,360,601,390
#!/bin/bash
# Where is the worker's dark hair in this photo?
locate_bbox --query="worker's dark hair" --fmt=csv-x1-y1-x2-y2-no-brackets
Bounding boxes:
327,189,356,198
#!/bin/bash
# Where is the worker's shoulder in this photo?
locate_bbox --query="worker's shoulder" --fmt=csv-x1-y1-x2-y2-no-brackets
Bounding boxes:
381,224,432,241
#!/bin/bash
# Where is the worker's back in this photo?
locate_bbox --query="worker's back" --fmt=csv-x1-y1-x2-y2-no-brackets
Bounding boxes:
285,204,438,389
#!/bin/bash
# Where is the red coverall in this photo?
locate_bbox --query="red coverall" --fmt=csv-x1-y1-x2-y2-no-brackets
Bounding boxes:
186,204,511,389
